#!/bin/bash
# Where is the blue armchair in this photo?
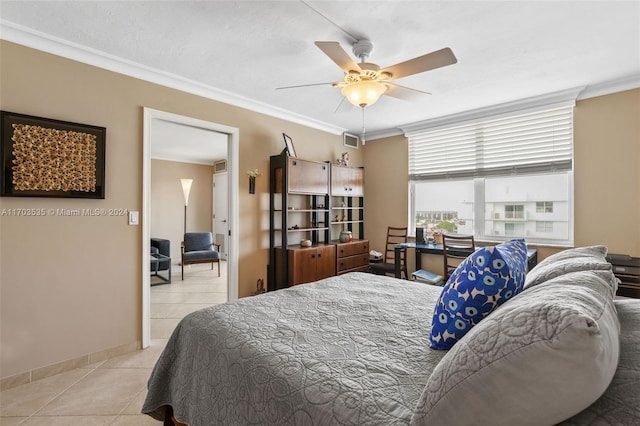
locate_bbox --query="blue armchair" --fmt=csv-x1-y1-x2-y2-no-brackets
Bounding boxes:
181,232,220,280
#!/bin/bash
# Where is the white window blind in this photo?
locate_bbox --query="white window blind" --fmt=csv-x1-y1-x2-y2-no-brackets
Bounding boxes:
408,106,573,180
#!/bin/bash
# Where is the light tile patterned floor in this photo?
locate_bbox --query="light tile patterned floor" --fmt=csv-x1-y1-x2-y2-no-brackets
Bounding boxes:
0,261,227,425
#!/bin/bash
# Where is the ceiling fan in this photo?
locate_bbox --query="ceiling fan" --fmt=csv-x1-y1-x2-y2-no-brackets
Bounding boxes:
278,39,457,109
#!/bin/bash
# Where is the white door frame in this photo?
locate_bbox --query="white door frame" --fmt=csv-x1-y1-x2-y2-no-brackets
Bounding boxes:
213,172,229,261
142,107,239,348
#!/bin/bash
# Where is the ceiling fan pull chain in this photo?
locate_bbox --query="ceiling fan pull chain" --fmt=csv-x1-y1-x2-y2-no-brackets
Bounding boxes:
361,106,366,145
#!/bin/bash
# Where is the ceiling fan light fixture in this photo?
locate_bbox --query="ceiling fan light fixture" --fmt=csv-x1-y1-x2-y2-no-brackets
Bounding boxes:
341,80,387,107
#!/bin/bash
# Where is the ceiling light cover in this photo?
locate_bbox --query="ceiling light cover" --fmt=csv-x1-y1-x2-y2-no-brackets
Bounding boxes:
341,81,387,107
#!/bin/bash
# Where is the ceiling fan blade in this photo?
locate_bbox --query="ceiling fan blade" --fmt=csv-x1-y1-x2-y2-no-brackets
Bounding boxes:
384,82,432,102
276,82,335,90
382,47,457,79
315,41,361,73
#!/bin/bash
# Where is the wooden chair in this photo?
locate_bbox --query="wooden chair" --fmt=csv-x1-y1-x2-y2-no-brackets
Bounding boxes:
181,232,221,280
442,233,476,281
370,226,409,279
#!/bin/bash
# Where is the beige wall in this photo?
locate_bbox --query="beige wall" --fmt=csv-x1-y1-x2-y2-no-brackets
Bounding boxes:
151,160,215,261
0,41,362,379
573,89,640,255
363,135,408,255
363,89,640,273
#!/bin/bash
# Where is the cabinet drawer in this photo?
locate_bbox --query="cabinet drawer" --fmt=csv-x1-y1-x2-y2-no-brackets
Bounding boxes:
338,265,370,275
336,240,369,258
337,253,370,272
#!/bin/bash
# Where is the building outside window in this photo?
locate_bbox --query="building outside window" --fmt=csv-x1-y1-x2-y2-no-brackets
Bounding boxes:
413,180,474,234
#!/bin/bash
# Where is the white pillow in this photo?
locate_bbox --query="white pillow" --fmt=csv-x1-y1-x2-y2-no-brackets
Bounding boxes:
525,245,612,290
411,269,620,426
533,245,608,267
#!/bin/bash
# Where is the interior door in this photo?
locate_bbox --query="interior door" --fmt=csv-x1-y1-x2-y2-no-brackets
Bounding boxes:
213,172,229,260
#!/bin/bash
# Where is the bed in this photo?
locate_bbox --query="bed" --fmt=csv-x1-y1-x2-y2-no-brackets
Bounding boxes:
142,246,640,426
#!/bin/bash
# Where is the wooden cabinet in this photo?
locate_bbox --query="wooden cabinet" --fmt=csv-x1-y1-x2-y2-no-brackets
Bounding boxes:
276,157,329,195
331,165,363,196
335,239,370,275
275,244,336,286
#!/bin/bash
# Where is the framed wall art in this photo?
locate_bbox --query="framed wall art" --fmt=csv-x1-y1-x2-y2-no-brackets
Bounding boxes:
1,111,106,198
282,133,296,157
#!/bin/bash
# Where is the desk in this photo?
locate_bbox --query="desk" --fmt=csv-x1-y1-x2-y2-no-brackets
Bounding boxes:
393,242,538,279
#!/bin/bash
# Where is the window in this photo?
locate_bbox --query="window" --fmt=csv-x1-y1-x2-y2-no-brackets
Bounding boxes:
505,223,525,236
505,205,524,219
408,104,574,245
413,180,474,234
536,221,554,232
536,201,554,213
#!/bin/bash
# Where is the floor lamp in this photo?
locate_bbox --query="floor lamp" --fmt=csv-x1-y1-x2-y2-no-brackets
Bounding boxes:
180,178,193,235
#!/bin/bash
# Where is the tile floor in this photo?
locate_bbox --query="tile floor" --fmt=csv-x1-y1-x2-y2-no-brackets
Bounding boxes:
0,261,228,425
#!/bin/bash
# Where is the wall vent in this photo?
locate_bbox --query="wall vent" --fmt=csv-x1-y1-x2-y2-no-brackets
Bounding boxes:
214,159,227,173
343,133,359,149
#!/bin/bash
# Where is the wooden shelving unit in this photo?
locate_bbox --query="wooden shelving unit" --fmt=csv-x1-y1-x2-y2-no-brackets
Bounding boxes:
269,152,331,290
269,155,367,291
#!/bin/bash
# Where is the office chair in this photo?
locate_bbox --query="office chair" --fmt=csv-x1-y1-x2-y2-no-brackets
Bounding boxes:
370,226,409,279
442,233,476,281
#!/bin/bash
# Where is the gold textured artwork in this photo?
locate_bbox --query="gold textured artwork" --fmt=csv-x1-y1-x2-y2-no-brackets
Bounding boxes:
11,124,97,192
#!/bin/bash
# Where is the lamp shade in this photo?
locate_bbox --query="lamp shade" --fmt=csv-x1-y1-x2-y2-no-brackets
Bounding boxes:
341,81,387,107
180,178,193,206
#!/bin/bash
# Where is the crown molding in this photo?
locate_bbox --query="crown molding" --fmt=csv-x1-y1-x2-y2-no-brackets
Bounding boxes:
0,20,345,136
578,74,640,100
400,86,585,135
362,127,405,142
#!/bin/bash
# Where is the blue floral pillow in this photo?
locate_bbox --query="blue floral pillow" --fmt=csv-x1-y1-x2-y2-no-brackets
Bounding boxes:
430,239,528,350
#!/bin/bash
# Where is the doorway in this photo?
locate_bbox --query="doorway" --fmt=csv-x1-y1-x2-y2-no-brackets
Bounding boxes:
142,108,239,348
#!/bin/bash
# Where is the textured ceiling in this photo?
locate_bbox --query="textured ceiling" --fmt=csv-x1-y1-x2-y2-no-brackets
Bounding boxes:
1,0,639,142
151,119,228,165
